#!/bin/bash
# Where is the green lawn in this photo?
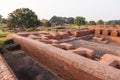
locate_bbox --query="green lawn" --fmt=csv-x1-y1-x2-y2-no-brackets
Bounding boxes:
0,37,8,44
0,30,14,44
0,30,12,37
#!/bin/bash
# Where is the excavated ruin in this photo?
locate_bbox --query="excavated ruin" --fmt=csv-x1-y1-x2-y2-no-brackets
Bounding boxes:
1,26,120,80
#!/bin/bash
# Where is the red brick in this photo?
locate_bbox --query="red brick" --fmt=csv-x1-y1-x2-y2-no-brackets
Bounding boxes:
8,34,120,80
0,54,17,80
111,31,118,37
50,32,61,40
59,43,74,50
95,29,102,36
58,32,69,39
76,47,96,59
27,34,41,40
99,54,120,69
67,50,86,56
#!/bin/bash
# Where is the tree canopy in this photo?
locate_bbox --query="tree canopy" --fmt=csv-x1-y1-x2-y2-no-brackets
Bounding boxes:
89,21,96,25
49,16,75,25
97,20,104,25
7,8,40,28
49,16,66,25
106,20,120,25
74,16,86,26
44,21,51,27
0,14,7,24
66,17,74,24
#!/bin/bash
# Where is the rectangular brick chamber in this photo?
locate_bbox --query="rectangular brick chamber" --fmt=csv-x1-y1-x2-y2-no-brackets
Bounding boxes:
92,28,120,43
7,34,120,80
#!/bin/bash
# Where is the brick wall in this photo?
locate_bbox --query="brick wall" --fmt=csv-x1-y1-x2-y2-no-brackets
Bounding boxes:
7,34,120,80
0,54,17,80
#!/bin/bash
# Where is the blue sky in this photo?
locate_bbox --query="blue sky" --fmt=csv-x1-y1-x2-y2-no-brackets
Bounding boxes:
0,0,120,21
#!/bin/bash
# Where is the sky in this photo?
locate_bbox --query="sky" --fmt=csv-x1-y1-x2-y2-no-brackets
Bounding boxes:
0,0,120,21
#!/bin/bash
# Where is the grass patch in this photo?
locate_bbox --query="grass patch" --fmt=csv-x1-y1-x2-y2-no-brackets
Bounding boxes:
70,25,88,29
55,26,65,29
71,26,81,29
0,24,7,28
0,37,8,45
0,30,15,37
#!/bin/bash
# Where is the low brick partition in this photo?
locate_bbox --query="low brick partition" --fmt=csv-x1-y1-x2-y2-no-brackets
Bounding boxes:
7,34,120,80
58,32,69,39
27,34,42,40
93,36,104,43
76,47,96,59
0,54,17,80
68,30,91,37
95,29,102,36
68,47,96,59
102,30,109,37
50,32,61,40
99,54,120,69
105,36,120,43
52,43,74,50
92,28,120,43
111,31,118,37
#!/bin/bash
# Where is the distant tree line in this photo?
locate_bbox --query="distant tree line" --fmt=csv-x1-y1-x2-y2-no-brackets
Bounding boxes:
106,20,120,25
0,15,7,24
0,8,120,29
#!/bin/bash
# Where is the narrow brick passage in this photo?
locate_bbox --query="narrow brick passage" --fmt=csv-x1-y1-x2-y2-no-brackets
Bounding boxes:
3,50,62,80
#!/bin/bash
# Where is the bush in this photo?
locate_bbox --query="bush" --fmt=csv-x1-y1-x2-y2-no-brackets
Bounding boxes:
44,21,51,27
4,39,14,44
55,26,65,29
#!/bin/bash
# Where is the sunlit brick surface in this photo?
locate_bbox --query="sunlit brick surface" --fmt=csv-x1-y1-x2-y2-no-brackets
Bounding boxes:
0,54,17,80
7,34,120,80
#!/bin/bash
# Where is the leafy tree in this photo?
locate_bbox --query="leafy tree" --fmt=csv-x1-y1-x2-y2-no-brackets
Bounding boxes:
106,20,120,25
44,21,51,27
49,16,67,25
66,17,74,24
74,16,86,26
89,21,96,25
7,8,40,28
0,14,2,19
0,14,7,24
0,18,7,24
97,20,104,25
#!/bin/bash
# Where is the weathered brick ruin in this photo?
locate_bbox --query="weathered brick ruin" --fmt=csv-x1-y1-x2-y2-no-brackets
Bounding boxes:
6,27,120,80
91,26,120,43
0,54,17,80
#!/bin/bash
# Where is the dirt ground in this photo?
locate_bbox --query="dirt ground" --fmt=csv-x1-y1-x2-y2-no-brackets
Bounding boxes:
3,50,62,80
68,39,120,58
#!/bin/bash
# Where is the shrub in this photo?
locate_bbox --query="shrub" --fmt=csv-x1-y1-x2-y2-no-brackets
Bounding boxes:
55,26,65,29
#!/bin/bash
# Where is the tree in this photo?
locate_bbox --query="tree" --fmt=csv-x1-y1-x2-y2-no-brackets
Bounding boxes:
0,18,7,24
7,8,40,28
74,16,86,26
49,16,67,25
0,14,2,19
89,21,96,25
66,17,74,24
44,21,51,27
106,20,120,25
97,20,104,25
0,14,7,24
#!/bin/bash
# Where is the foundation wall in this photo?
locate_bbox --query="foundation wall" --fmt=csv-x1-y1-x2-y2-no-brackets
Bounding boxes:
91,27,120,43
7,34,120,80
0,54,17,80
